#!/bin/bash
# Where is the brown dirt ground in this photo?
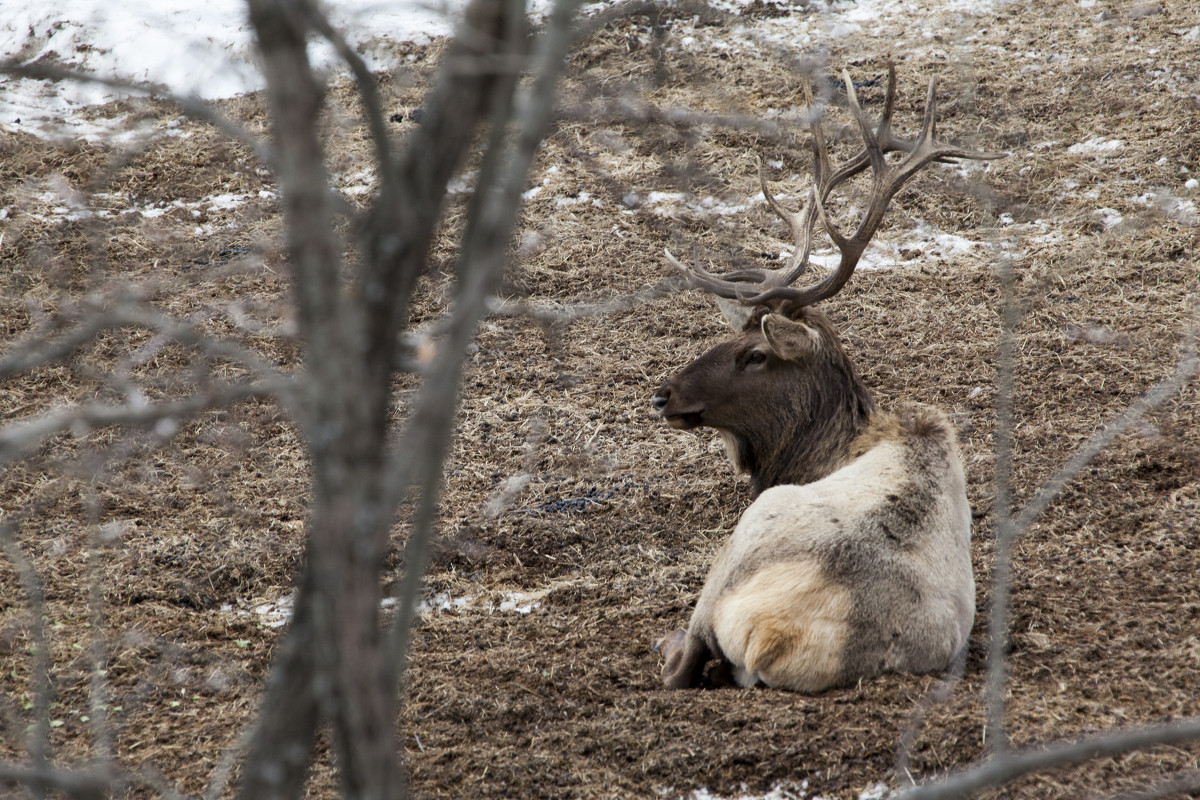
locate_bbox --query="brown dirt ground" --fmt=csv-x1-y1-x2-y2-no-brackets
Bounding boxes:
3,0,1200,797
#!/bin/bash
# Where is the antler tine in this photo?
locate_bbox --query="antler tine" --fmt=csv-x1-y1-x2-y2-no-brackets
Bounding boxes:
893,76,1005,184
663,248,764,302
664,64,1004,309
823,66,965,191
749,67,1004,308
737,70,886,307
757,156,820,287
663,155,821,301
842,69,887,174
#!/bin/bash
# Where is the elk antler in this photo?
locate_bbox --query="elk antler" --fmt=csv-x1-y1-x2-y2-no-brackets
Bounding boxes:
665,64,1003,308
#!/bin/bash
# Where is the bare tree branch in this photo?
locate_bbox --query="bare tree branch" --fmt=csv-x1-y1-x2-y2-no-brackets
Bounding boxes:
1108,770,1200,800
0,763,114,800
905,245,1200,796
302,3,394,183
0,522,51,797
0,301,291,391
384,0,586,688
895,717,1200,800
986,296,1198,758
84,515,114,768
0,379,287,464
985,258,1021,755
234,0,574,795
894,648,967,786
204,719,258,800
485,276,688,325
1009,310,1199,535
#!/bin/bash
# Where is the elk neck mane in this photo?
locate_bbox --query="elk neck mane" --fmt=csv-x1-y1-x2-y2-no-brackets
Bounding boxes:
731,305,875,495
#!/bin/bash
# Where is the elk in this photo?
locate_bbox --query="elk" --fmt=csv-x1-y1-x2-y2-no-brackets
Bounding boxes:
653,66,998,692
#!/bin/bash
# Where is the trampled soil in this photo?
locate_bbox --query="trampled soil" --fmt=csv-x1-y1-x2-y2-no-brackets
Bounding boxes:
2,0,1200,798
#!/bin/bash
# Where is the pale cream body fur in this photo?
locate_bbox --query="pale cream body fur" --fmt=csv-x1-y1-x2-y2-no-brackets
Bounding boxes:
677,406,974,692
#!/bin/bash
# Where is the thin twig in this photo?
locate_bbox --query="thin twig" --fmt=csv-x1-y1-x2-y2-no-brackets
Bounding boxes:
985,257,1020,755
1009,309,1200,536
895,717,1200,800
894,647,967,785
385,0,585,686
0,301,291,391
1107,769,1200,800
0,522,53,800
303,4,393,180
85,508,113,766
203,718,259,800
0,379,288,464
0,763,115,800
909,300,1200,799
486,277,688,325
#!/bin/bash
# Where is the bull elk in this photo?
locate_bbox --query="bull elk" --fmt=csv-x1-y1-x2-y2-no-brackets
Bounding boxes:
653,66,999,692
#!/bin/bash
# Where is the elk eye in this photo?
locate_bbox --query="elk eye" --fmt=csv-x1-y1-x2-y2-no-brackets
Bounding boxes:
746,350,767,366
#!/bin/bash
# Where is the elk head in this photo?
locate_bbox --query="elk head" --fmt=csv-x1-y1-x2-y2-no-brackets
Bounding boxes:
653,66,999,494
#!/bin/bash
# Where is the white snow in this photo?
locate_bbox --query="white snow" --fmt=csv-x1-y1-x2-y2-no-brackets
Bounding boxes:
221,594,295,629
1,0,1019,144
673,778,891,800
1131,189,1199,227
1094,207,1124,230
642,191,756,219
1067,136,1125,157
0,0,1023,259
219,587,545,628
0,0,466,141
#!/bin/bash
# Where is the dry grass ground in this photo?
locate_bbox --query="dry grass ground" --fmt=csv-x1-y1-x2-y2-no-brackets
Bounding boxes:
2,0,1200,797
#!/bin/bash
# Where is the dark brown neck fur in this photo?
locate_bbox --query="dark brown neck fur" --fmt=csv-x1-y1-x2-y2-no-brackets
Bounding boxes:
738,367,873,495
737,306,875,495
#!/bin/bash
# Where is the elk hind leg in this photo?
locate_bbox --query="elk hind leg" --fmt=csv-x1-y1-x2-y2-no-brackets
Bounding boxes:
656,628,711,689
713,561,851,693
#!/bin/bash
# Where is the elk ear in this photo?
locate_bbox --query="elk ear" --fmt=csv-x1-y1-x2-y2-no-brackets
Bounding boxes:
762,313,822,361
715,297,757,331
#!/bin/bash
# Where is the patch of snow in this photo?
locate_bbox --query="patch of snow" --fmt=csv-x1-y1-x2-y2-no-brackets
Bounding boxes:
18,170,277,229
220,586,546,628
221,594,294,629
1067,137,1125,156
339,167,378,197
1094,207,1124,229
804,222,987,271
645,191,688,206
1132,190,1198,226
554,190,600,209
498,592,542,615
448,171,477,195
858,784,890,800
642,191,755,219
737,0,1015,57
681,783,811,800
205,192,251,211
671,778,898,800
418,589,546,616
1,0,1022,145
419,592,476,614
0,1,468,141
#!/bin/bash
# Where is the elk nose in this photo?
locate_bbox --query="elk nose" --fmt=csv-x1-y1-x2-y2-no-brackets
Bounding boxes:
652,388,670,414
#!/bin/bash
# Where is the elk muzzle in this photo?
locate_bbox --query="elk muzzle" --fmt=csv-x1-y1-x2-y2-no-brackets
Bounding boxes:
652,384,704,429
